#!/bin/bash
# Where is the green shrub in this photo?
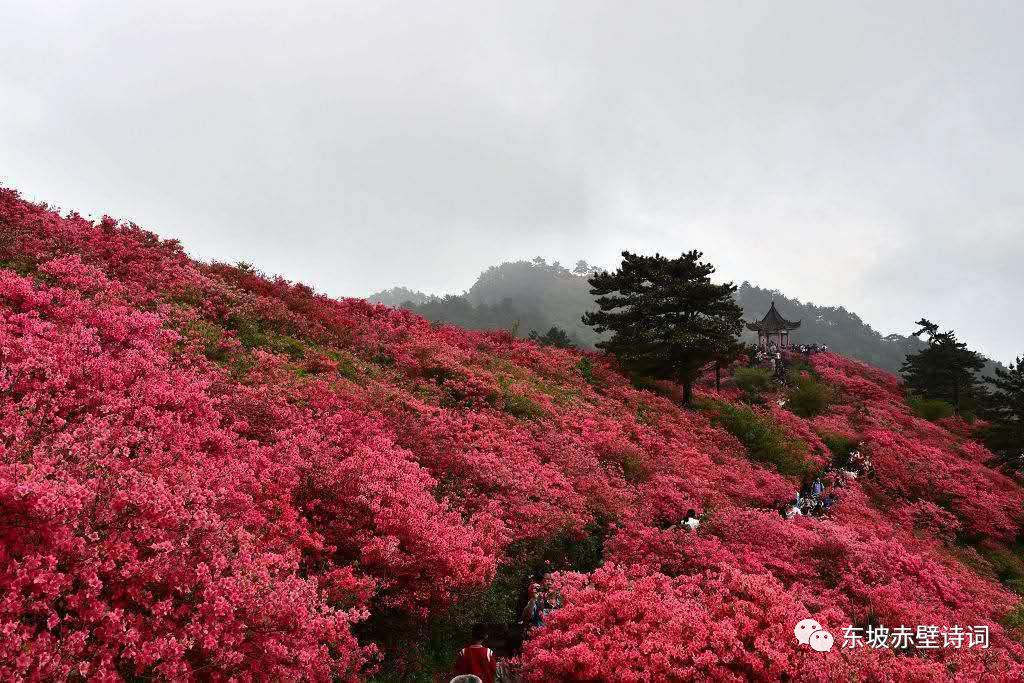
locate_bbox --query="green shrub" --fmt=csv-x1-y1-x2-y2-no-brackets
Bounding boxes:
957,395,979,423
629,373,676,398
167,286,205,307
224,313,310,361
372,353,395,367
786,358,816,377
621,453,652,483
786,372,834,418
575,357,597,385
907,394,955,422
503,391,544,420
184,320,230,363
0,255,38,276
422,366,457,383
497,378,546,420
226,313,265,349
980,545,1024,595
1003,602,1024,635
733,367,772,397
635,400,656,425
699,399,809,476
323,350,360,380
265,333,308,361
819,431,856,458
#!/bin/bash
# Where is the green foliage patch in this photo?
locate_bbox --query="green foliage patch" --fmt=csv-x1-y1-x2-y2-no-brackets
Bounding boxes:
978,544,1024,596
183,320,230,363
733,367,772,398
786,370,834,418
0,255,39,276
620,453,652,484
575,357,597,386
907,394,955,422
497,377,546,420
635,400,656,426
322,349,360,380
1003,602,1024,636
818,431,857,459
226,313,308,360
699,398,809,476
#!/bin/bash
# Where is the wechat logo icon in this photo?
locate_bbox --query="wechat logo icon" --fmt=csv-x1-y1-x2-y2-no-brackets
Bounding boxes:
794,618,834,652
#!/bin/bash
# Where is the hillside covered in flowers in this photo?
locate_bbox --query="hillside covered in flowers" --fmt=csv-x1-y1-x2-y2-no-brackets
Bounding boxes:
2,187,1024,681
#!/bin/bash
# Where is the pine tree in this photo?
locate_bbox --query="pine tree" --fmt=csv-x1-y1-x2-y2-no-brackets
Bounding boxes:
529,326,575,349
900,319,985,415
981,356,1024,471
583,250,744,406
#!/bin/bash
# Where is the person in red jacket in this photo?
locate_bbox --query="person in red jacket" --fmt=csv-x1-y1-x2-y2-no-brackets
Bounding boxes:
453,624,497,683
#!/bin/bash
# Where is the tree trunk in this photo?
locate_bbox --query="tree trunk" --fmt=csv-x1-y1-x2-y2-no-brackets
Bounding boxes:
715,363,721,391
682,379,693,407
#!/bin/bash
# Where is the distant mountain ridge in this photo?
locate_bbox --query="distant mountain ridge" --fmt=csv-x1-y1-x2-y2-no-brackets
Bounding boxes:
367,258,936,372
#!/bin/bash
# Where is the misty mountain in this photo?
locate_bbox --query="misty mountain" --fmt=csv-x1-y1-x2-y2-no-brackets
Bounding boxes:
368,258,932,373
366,286,434,308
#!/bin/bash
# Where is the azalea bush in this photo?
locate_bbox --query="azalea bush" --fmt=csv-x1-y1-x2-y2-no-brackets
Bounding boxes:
2,187,1024,679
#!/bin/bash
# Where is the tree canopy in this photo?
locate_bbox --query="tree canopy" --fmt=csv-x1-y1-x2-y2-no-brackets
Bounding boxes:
900,318,986,415
583,250,744,405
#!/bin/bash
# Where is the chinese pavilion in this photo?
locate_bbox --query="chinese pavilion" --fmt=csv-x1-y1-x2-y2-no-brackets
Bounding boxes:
747,301,801,349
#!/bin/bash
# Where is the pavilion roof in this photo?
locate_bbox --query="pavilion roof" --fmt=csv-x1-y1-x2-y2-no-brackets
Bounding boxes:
746,301,801,333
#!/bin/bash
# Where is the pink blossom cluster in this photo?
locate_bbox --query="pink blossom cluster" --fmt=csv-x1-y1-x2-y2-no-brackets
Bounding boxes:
1,188,1023,679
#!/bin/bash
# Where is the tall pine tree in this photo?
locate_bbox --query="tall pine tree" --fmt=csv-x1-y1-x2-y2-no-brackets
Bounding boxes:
583,250,743,406
900,318,985,414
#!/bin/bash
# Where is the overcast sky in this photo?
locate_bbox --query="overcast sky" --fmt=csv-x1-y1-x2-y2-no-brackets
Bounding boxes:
1,1,1021,362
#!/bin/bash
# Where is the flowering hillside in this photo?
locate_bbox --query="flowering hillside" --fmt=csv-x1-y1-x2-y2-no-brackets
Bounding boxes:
2,187,1023,681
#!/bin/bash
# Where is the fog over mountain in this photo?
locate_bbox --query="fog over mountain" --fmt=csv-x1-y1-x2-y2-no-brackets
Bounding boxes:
369,258,934,373
3,1,1022,364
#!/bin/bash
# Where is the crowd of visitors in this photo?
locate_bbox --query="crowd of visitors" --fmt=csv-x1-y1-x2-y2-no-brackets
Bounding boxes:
745,339,831,385
751,341,830,378
776,443,873,520
841,447,874,479
795,343,829,355
750,344,786,379
779,473,838,519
